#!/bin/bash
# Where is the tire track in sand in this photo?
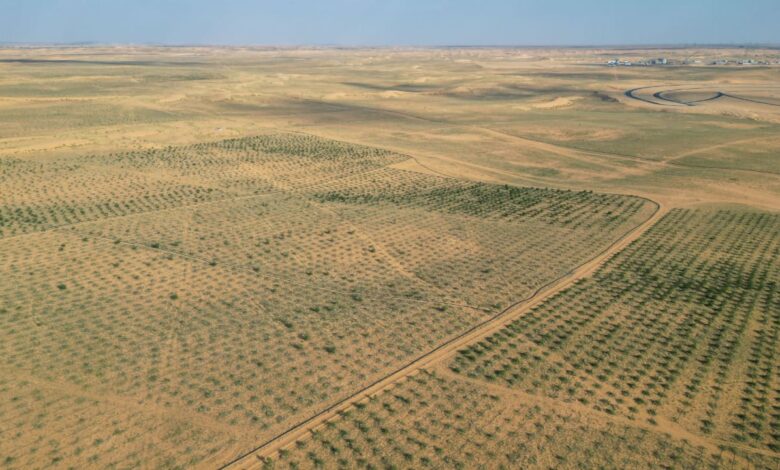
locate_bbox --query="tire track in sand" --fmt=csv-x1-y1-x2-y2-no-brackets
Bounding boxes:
219,197,665,469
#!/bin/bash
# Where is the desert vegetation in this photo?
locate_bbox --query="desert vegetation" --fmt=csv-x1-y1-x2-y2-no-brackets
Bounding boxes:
1,45,779,469
264,370,718,469
449,209,780,459
266,208,779,470
0,131,653,468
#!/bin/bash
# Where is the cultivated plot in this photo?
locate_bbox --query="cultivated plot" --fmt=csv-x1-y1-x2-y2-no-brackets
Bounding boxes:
449,209,780,463
264,370,716,470
266,209,780,470
0,133,654,469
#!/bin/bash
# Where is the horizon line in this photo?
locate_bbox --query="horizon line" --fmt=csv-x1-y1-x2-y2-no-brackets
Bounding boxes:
1,42,779,50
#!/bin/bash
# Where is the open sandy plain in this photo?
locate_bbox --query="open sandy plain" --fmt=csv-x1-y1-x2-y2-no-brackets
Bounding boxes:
0,46,778,469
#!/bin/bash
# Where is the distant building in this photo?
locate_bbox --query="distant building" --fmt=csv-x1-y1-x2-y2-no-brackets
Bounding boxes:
607,57,668,67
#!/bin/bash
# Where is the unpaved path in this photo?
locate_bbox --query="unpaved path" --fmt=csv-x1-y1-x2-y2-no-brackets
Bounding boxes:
219,198,665,469
625,85,780,108
433,367,780,465
666,135,776,162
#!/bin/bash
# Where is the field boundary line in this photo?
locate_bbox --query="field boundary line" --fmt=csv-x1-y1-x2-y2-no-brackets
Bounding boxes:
218,196,664,469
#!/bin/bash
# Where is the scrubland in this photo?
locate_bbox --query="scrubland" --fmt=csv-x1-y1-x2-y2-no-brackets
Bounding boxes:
0,46,778,469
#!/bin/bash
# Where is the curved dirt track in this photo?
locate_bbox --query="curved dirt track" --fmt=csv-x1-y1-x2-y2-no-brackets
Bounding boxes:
625,85,780,108
624,86,663,105
722,92,780,107
219,198,665,470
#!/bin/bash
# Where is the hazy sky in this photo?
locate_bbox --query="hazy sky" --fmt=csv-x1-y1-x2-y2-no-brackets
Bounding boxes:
1,0,778,46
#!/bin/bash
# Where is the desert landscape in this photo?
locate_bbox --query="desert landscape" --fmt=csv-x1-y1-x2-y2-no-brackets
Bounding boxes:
1,45,779,469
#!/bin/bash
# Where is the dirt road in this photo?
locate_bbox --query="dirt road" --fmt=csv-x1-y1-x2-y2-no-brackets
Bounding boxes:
625,85,780,108
219,198,665,470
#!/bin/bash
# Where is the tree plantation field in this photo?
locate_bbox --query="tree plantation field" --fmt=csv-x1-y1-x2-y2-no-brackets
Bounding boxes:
267,209,780,470
449,209,780,466
265,370,717,470
0,132,655,468
450,209,780,456
1,46,779,469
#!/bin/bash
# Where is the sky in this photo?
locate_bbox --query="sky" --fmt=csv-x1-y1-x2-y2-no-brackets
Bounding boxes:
1,0,778,46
